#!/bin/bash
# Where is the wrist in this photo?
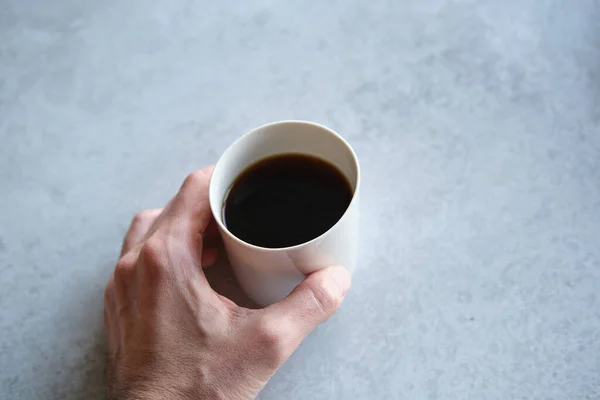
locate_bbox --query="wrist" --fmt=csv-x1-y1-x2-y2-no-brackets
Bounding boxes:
110,387,186,400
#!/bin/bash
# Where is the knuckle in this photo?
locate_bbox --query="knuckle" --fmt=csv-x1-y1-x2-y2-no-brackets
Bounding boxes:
183,170,205,190
303,277,340,316
139,237,167,278
181,169,211,194
140,237,163,265
113,256,136,282
255,316,288,365
132,209,154,225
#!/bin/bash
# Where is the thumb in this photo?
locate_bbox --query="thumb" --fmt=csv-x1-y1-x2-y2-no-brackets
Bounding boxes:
262,266,351,349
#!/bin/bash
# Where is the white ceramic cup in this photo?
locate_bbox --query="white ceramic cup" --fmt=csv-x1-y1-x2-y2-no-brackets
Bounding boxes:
209,121,360,306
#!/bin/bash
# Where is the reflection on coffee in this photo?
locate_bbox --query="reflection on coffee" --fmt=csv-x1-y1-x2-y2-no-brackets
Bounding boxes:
223,154,353,248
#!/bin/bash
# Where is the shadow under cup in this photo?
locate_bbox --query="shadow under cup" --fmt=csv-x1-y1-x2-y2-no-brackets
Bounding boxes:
209,121,360,306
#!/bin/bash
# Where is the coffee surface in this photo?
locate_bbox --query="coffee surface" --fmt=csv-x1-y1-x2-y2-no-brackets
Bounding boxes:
223,154,353,248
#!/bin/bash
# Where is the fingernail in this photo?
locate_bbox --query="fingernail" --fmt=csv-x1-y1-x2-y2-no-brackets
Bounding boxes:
329,266,351,297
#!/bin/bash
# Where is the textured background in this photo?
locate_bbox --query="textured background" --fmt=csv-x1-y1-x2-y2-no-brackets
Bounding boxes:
1,0,600,399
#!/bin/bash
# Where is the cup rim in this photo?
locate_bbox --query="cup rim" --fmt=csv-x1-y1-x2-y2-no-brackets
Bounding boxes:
209,120,361,252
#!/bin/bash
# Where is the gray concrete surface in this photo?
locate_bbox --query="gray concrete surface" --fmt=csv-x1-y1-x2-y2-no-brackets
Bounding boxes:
1,0,600,399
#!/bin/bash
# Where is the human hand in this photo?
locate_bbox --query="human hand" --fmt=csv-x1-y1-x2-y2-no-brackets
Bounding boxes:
104,166,351,400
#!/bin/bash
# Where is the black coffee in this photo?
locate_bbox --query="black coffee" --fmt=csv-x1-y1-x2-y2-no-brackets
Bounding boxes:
223,154,353,248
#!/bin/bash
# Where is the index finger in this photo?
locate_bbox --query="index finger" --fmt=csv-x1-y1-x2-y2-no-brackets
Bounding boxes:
155,165,215,246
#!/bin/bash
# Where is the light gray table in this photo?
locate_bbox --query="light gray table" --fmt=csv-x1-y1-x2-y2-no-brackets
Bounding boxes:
1,1,599,399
